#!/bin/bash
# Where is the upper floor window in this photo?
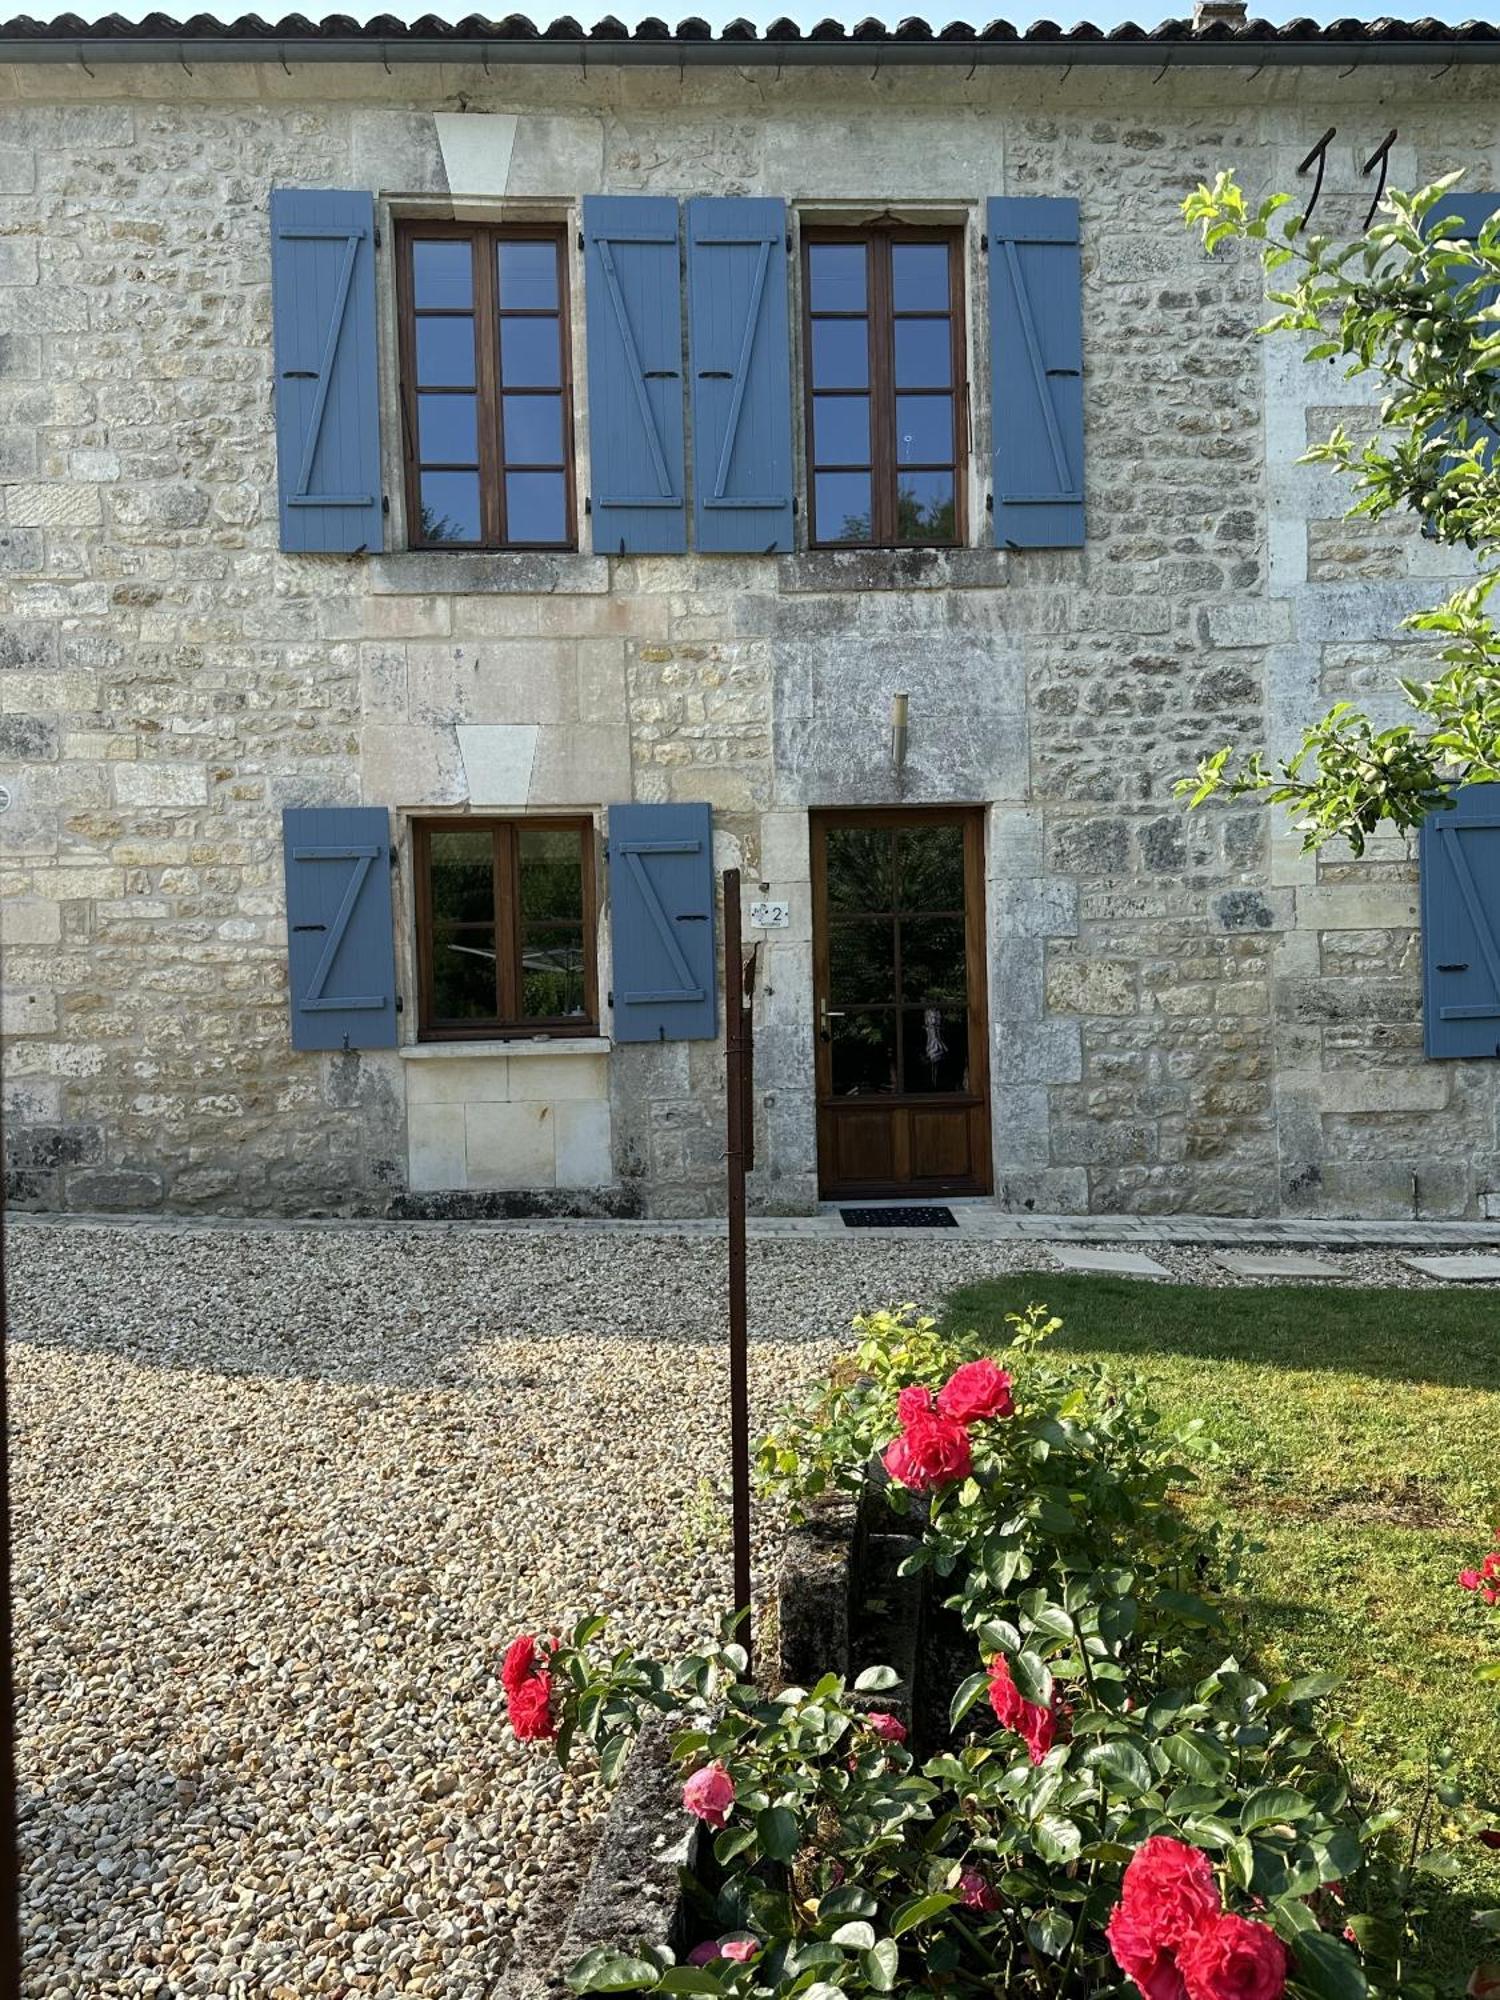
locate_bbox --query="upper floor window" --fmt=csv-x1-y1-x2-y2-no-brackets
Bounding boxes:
802,228,967,551
397,223,575,551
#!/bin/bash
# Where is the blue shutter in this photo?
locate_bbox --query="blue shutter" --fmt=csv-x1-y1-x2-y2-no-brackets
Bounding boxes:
607,802,717,1042
1424,193,1500,502
988,196,1084,549
269,188,383,555
282,807,397,1051
686,197,794,554
1420,784,1500,1059
583,196,686,555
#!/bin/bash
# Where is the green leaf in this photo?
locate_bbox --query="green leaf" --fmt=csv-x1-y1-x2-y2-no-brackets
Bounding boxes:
755,1806,800,1863
1082,1738,1155,1797
1288,1928,1369,2000
599,1732,632,1786
1026,1909,1074,1959
862,1939,899,1992
890,1891,958,1938
800,1985,849,2000
1009,1649,1053,1706
830,1920,876,1950
654,1976,722,1997
1240,1786,1315,1831
1034,1814,1083,1864
714,1825,756,1865
950,1671,990,1731
854,1665,899,1693
819,1885,879,1920
565,1947,662,1993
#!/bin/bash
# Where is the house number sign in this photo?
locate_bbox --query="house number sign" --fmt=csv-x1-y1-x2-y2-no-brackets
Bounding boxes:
749,900,789,930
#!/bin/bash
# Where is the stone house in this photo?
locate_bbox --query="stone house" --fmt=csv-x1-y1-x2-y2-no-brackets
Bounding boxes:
2,7,1499,1221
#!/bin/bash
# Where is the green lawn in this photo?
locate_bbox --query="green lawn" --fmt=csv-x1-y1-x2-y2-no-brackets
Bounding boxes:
942,1272,1500,1982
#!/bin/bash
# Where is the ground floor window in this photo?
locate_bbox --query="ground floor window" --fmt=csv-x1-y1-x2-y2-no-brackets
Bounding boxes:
413,817,597,1040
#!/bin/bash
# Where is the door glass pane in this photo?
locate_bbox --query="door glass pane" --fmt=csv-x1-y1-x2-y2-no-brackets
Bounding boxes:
900,916,967,1003
502,394,564,466
902,1007,969,1094
814,472,871,544
893,318,951,388
829,917,896,1003
505,472,568,544
419,471,481,543
500,316,561,388
432,924,496,1020
807,241,867,313
517,826,584,921
812,395,870,467
897,824,965,910
412,239,473,310
429,827,495,923
895,394,952,465
520,924,586,1018
896,471,955,542
826,826,894,910
415,315,476,388
891,242,950,312
418,393,478,465
497,239,558,311
810,318,869,390
830,1010,897,1097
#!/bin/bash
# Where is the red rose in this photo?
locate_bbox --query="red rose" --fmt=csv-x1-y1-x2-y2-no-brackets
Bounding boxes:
882,1411,973,1492
682,1762,736,1829
506,1670,555,1741
1018,1699,1056,1764
986,1656,1056,1765
897,1384,935,1426
501,1634,540,1695
1179,1912,1288,2000
959,1867,1001,1913
865,1711,907,1744
1108,1901,1190,2000
938,1358,1014,1424
1120,1836,1222,1951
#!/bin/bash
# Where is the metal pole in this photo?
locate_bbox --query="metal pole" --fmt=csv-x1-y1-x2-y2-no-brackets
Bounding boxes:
723,868,753,1678
0,951,20,1989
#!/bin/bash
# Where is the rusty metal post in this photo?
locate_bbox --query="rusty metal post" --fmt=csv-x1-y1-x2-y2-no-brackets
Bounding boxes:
723,869,753,1677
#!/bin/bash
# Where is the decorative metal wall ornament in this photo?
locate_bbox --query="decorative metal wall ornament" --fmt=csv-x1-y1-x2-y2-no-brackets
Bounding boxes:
1362,129,1398,230
1297,126,1337,229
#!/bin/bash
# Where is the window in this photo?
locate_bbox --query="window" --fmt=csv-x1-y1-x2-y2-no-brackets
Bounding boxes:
802,229,967,550
414,818,597,1040
397,223,575,550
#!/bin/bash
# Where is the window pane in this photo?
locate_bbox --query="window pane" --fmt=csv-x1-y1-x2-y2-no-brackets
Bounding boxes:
412,239,473,310
432,924,497,1020
902,1007,969,1094
499,316,561,388
814,471,871,544
498,239,559,311
807,242,867,314
893,317,951,388
810,317,869,390
825,826,894,910
830,1010,897,1097
419,471,481,543
428,827,495,924
900,916,967,1003
520,924,586,1018
812,395,870,468
896,471,955,542
829,917,896,1003
518,826,584,922
897,824,965,910
505,472,568,544
894,394,953,466
415,315,476,388
891,242,950,312
502,394,564,466
417,393,478,466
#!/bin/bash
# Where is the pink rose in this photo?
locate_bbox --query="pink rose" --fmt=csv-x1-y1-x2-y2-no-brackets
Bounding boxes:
686,1942,722,1966
500,1634,540,1695
683,1762,735,1829
1460,1549,1500,1604
882,1411,973,1492
1179,1912,1288,2000
865,1711,907,1744
959,1867,1000,1912
506,1671,555,1742
937,1358,1014,1424
986,1656,1056,1765
1119,1837,1223,1951
1107,1902,1190,2000
897,1384,935,1425
721,1939,759,1963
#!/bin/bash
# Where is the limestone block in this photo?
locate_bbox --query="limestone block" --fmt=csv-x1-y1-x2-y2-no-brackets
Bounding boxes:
466,1100,555,1188
755,810,811,885
1,989,54,1035
993,1085,1050,1166
993,878,1078,940
995,1019,1082,1085
1045,958,1138,1016
407,1102,467,1193
988,807,1043,880
351,108,446,192
1296,883,1420,931
1315,1067,1449,1115
1202,599,1293,649
504,116,605,197
528,724,631,807
994,1168,1088,1215
554,1100,613,1187
408,641,578,727
505,1049,609,1102
1050,1246,1170,1278
1,901,60,947
456,725,538,806
361,724,465,807
403,1054,511,1106
434,111,517,195
4,483,101,530
114,763,206,808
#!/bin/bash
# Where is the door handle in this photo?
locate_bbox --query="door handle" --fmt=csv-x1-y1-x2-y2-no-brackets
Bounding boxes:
819,997,845,1041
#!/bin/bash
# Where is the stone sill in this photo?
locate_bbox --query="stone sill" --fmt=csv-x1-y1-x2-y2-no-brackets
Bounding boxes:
369,551,609,596
778,547,1008,594
398,1037,609,1061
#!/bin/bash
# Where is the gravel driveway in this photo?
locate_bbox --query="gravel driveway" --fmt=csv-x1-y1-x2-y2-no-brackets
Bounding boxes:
7,1219,1451,1998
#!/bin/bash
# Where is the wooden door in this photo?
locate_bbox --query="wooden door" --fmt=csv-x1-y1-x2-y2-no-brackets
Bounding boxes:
812,808,991,1200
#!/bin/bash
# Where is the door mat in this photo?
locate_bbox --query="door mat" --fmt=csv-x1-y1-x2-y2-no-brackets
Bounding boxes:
840,1206,958,1229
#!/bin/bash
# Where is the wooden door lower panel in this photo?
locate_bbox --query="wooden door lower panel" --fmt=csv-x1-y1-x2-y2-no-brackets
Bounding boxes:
818,1098,989,1199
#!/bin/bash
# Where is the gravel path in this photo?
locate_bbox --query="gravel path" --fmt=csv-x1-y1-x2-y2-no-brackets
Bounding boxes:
7,1220,1455,1998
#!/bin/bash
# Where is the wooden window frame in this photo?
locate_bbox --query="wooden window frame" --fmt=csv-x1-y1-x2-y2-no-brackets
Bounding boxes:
413,816,599,1042
396,220,578,553
801,224,968,552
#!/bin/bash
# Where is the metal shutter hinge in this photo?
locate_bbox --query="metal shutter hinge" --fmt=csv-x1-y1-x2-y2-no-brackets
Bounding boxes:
985,492,994,513
1438,962,1469,972
395,994,404,1014
584,496,592,516
577,230,585,251
981,233,988,250
382,494,390,515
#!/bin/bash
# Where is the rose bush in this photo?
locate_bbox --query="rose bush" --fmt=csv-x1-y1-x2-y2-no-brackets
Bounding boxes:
506,1306,1490,1998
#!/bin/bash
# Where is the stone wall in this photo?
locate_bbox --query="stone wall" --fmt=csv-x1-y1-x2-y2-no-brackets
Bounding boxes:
1,56,1497,1218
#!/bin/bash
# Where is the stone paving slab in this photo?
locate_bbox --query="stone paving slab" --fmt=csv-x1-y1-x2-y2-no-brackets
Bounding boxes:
1214,1252,1344,1280
1047,1245,1172,1278
1402,1254,1500,1283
